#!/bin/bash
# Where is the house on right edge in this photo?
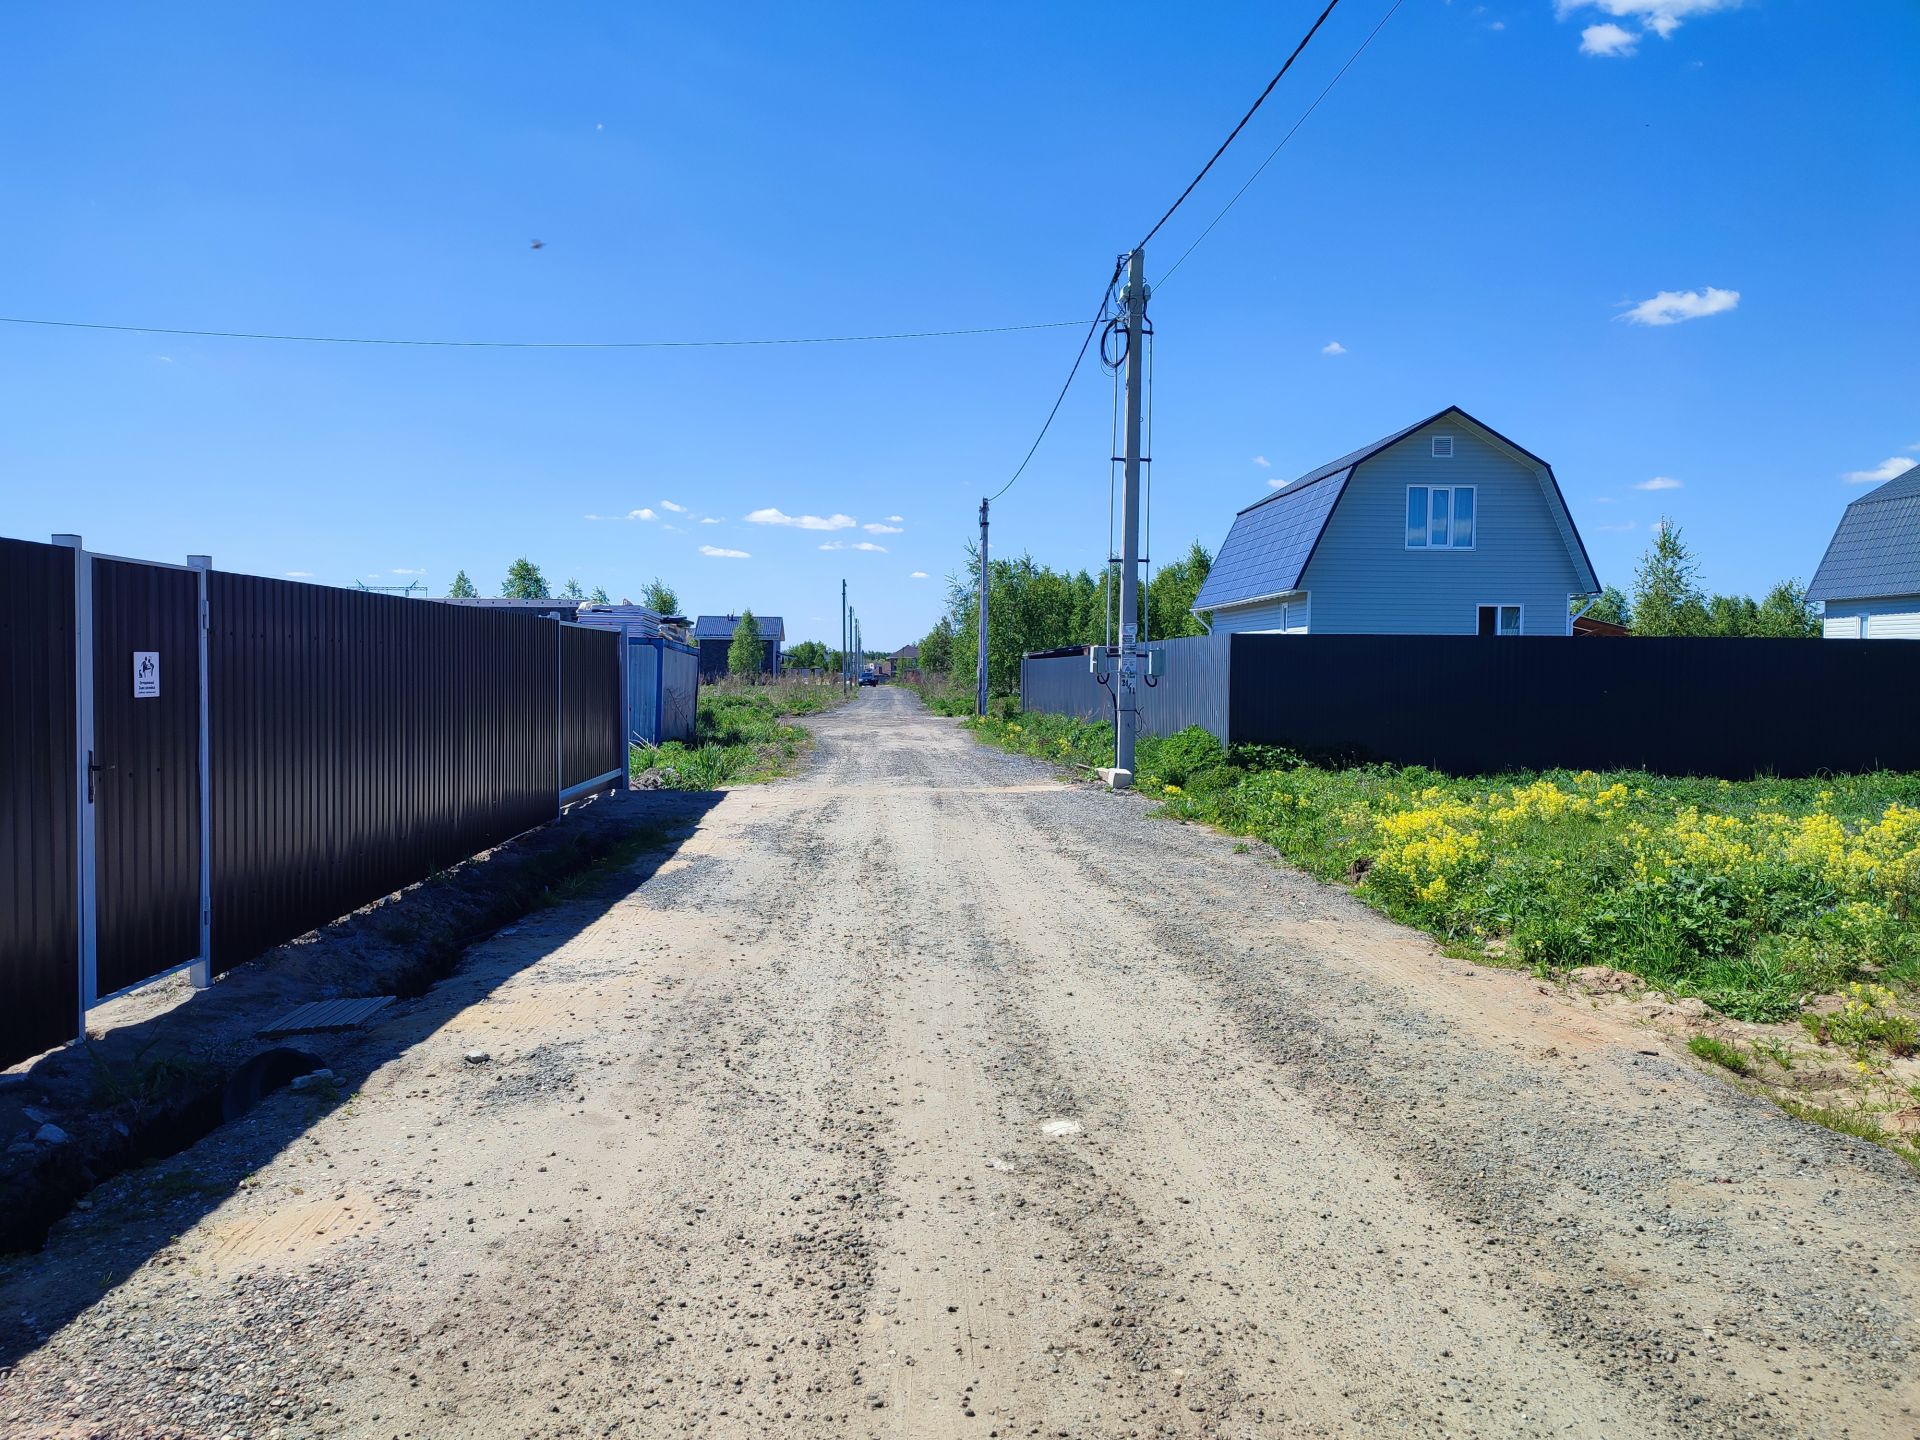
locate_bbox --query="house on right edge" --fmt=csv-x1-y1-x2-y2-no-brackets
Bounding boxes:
1807,464,1920,639
1193,406,1600,637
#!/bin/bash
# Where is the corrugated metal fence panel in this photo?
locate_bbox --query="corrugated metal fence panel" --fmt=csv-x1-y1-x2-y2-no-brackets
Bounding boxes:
90,558,203,998
208,576,560,971
629,636,663,745
1228,634,1920,778
0,539,79,1067
559,623,621,788
1019,635,1231,741
659,642,699,743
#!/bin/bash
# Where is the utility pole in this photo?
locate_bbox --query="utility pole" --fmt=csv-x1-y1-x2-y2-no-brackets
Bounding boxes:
1114,247,1149,785
841,578,848,691
975,497,991,717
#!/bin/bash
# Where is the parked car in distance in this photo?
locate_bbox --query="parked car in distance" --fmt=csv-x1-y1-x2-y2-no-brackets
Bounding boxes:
859,669,880,686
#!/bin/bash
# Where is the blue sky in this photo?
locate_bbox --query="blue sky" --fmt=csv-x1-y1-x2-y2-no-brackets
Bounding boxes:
3,0,1914,648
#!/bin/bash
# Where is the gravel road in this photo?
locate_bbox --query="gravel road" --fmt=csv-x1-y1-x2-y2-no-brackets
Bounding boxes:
4,685,1918,1439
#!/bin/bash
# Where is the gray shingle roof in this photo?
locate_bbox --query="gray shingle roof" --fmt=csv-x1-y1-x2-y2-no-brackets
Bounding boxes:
1807,466,1920,602
1192,406,1598,612
693,614,786,641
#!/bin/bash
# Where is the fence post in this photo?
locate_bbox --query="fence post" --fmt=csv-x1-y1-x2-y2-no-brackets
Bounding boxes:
51,534,97,1023
187,554,213,989
617,623,631,792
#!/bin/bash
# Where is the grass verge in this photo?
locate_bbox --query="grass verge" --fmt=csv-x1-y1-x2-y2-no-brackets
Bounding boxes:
631,678,848,789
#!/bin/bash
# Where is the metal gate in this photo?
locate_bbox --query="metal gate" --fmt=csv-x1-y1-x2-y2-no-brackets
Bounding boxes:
77,547,212,1004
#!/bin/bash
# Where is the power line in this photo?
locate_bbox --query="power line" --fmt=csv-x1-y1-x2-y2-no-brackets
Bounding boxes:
1133,0,1342,253
1156,0,1404,290
987,260,1123,503
0,314,1083,350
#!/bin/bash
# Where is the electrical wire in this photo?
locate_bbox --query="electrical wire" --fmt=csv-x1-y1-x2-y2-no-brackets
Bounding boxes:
1133,0,1342,254
987,259,1122,503
0,314,1084,350
1155,0,1405,290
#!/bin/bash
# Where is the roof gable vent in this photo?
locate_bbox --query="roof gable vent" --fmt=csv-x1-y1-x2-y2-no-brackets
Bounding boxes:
1432,435,1454,458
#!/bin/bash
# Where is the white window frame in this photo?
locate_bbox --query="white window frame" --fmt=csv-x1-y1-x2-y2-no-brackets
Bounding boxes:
1406,484,1476,550
1477,602,1524,637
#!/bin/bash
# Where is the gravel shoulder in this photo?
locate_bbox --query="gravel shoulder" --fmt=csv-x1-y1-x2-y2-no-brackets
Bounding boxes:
3,686,1916,1439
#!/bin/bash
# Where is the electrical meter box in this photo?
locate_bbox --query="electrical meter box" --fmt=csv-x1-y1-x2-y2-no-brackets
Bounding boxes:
1144,647,1167,678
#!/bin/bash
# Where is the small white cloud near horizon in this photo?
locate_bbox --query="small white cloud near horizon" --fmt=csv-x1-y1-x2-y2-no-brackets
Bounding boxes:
1844,456,1918,485
1618,287,1739,326
700,516,723,524
1579,22,1637,55
659,499,689,513
1321,341,1347,356
699,544,750,559
909,571,929,579
628,507,658,521
852,541,887,553
1252,456,1270,468
284,570,314,578
1634,477,1682,491
885,514,904,523
864,522,903,534
744,507,856,531
154,355,174,363
818,542,845,551
390,567,427,575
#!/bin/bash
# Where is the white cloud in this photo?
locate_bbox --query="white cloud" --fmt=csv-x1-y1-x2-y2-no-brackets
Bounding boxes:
1489,18,1505,29
660,499,688,513
1906,442,1920,453
1267,477,1288,489
886,514,904,523
910,571,929,579
1558,0,1736,41
154,355,174,363
1618,287,1739,326
284,570,314,578
391,567,427,575
1844,456,1918,485
628,507,658,521
1634,476,1682,491
1321,341,1347,356
818,542,845,551
743,507,857,531
1579,21,1638,55
700,516,723,524
1252,456,1270,468
864,522,903,534
853,542,888,553
699,544,750,559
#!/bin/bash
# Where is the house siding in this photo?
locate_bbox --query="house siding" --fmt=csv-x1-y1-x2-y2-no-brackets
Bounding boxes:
1299,419,1586,636
1212,592,1309,635
1823,597,1920,640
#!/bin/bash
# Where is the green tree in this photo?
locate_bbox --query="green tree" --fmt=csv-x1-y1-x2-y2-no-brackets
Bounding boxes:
1704,593,1760,637
502,558,548,599
1146,539,1214,640
560,577,586,601
787,639,829,669
588,585,611,605
447,570,478,599
1584,584,1631,629
1629,522,1708,637
1753,578,1820,637
918,616,955,674
727,610,764,678
641,578,679,616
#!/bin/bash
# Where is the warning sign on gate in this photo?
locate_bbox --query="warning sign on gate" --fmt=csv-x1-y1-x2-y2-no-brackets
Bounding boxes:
133,651,160,699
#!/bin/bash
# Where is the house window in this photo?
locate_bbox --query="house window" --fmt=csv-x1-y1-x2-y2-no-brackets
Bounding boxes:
1407,486,1475,549
1477,604,1522,636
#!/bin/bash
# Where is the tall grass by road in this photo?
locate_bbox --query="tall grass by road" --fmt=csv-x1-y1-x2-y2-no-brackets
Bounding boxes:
631,677,846,789
958,708,1920,1028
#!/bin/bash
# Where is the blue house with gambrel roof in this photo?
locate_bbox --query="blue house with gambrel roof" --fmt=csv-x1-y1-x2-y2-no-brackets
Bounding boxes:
1193,407,1600,637
693,613,785,678
1808,465,1920,639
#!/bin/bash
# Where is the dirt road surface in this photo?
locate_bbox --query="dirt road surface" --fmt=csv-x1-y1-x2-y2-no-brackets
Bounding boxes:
4,686,1918,1439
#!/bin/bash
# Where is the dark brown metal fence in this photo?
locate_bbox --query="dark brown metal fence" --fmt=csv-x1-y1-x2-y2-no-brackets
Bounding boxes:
560,622,623,791
1229,634,1920,778
207,574,578,972
0,539,79,1067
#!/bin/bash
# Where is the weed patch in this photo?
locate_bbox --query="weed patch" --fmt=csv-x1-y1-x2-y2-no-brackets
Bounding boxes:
1686,1034,1752,1076
631,679,845,790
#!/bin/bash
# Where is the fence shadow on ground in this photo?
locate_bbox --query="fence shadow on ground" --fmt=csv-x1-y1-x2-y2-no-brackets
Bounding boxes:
0,787,724,1369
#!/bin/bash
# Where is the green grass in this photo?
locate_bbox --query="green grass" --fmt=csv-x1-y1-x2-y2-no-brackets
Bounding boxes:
1687,1033,1753,1075
631,679,846,790
1778,1099,1920,1171
956,706,1920,1024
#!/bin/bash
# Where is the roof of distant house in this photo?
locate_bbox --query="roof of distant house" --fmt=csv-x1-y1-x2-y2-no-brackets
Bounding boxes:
692,613,786,641
1807,465,1920,602
1193,406,1598,612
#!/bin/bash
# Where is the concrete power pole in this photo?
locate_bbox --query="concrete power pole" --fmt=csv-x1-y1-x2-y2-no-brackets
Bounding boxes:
841,578,849,691
1114,247,1149,784
975,497,990,717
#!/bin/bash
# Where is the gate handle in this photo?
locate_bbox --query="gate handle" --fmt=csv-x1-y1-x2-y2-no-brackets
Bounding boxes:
87,749,102,803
